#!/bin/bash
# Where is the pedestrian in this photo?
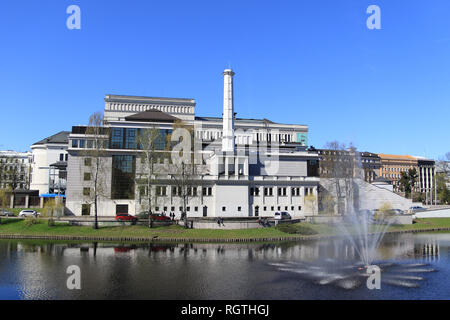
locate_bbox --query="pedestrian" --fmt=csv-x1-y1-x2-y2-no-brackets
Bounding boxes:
217,217,221,226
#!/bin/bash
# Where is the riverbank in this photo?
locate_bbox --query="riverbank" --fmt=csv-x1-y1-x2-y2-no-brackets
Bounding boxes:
1,217,450,243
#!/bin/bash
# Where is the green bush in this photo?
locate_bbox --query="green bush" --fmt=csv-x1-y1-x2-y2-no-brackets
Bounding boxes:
48,218,55,227
137,212,149,219
276,223,318,235
24,216,39,227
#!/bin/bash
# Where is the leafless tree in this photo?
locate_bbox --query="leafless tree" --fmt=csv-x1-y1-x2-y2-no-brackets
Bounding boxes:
136,127,165,228
169,120,202,226
320,141,360,215
80,112,109,229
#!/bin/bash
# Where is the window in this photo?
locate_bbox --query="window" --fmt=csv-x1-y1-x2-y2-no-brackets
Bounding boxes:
84,158,92,166
72,139,78,148
194,207,198,212
87,140,94,148
292,187,300,196
271,206,274,211
263,206,267,211
298,206,302,210
187,207,190,212
222,206,226,212
171,207,175,211
278,187,287,196
202,187,212,196
111,155,135,200
60,153,64,161
65,154,68,161
82,204,91,216
83,188,90,196
238,206,241,212
79,139,86,148
291,206,294,211
179,206,183,211
84,172,91,181
264,187,273,196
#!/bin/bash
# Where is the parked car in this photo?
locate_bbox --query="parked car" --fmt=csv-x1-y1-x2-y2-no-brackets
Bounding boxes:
18,210,40,218
386,209,404,215
115,213,138,222
150,213,171,222
0,209,14,217
409,206,426,213
274,212,292,220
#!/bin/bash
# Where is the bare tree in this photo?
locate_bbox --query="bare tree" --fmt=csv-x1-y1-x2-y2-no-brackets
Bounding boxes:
320,141,360,215
81,112,109,229
136,127,164,228
169,120,201,227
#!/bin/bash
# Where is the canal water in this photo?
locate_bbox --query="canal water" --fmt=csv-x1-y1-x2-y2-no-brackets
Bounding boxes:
0,232,449,299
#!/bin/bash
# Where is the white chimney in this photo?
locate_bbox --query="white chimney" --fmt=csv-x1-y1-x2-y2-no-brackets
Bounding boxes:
222,69,235,152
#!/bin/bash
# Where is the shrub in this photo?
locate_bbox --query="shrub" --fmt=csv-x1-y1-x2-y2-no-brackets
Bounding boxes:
24,216,39,227
48,218,55,227
276,223,318,235
137,212,149,219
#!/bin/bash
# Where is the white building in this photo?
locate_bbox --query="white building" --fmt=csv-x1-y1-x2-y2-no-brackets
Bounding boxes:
66,69,319,218
30,131,70,196
0,150,32,189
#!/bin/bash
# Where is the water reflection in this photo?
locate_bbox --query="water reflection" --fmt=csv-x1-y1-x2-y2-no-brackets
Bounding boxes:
0,233,450,299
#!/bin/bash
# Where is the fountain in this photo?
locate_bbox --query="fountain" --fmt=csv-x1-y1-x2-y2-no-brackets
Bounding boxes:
269,148,437,290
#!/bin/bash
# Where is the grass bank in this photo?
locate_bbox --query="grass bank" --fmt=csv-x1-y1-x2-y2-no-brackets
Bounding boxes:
0,218,449,242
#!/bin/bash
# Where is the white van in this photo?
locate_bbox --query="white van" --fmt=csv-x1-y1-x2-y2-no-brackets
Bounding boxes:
274,212,291,220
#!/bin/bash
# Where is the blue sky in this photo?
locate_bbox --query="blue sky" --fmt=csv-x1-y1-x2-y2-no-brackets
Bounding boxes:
0,0,449,160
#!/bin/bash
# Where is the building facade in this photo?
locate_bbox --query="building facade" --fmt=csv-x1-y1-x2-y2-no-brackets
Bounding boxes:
30,131,70,196
66,69,319,218
377,154,419,192
0,151,32,190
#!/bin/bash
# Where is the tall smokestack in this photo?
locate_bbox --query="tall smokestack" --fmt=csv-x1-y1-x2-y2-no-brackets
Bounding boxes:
222,69,235,152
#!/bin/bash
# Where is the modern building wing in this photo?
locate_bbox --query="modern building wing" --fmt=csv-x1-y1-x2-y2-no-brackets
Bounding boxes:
66,69,319,218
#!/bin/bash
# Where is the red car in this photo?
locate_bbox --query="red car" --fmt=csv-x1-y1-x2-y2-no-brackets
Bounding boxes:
150,213,171,222
115,214,138,222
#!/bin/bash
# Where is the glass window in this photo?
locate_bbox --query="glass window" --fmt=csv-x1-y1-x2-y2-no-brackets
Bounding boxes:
79,139,86,148
72,139,78,148
111,155,135,199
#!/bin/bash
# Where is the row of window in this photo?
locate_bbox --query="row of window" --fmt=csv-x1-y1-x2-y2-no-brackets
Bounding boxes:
250,187,314,197
80,204,303,216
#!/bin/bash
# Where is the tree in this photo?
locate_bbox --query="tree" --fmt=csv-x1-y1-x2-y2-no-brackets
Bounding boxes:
42,198,64,226
305,193,318,215
399,168,418,199
169,120,201,227
136,127,164,228
81,112,109,229
320,141,360,215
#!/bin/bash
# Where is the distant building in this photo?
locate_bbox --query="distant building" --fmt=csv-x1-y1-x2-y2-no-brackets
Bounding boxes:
415,157,436,195
377,154,419,192
377,154,436,196
30,131,70,196
316,149,381,183
0,150,32,189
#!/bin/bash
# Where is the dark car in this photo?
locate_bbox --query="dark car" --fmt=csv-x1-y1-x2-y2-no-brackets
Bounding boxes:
115,214,138,222
0,210,14,217
150,213,171,222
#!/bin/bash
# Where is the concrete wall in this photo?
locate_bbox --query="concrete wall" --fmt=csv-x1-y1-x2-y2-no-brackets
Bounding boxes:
415,208,450,218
